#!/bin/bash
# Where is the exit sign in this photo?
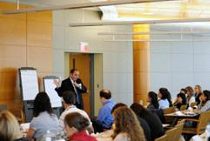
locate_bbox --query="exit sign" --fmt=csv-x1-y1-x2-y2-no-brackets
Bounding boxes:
80,42,89,52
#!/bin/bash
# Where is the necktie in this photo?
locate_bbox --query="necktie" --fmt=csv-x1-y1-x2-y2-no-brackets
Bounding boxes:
73,82,80,104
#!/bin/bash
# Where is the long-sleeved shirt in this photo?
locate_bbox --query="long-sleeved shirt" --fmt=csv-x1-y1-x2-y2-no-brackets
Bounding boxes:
70,130,97,141
114,133,130,141
59,105,92,130
30,112,59,141
159,99,169,109
97,99,115,128
198,100,210,113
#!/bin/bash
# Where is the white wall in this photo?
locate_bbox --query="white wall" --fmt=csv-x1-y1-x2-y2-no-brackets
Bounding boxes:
52,9,133,109
150,25,210,99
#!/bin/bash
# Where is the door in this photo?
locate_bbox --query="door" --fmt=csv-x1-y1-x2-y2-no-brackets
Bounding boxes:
69,53,91,115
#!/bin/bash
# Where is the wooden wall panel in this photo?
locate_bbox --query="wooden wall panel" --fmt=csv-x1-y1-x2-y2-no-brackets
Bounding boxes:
27,12,52,47
0,16,26,45
27,21,52,47
27,12,52,22
0,2,52,120
0,45,26,68
0,69,17,100
0,2,28,10
27,47,52,73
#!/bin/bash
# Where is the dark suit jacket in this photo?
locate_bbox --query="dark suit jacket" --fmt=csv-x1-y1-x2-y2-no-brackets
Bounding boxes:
55,78,87,109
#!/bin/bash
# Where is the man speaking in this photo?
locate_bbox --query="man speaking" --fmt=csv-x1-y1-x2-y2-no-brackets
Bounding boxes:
54,69,87,109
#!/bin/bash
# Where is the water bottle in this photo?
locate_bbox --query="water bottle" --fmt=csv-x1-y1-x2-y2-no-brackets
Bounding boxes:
44,130,55,141
206,123,210,141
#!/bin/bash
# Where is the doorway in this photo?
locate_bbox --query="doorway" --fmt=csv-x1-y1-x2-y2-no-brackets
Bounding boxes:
69,53,92,115
65,53,103,117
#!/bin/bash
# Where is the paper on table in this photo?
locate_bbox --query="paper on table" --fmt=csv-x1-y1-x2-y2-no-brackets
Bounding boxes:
175,111,185,116
191,135,203,141
20,123,30,132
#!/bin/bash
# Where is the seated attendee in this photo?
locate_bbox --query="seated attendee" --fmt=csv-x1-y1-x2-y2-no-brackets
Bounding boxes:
194,85,202,105
111,103,151,141
27,92,59,141
59,91,93,132
147,91,159,110
112,107,146,141
93,89,115,132
64,112,97,141
196,90,210,113
130,103,164,141
173,93,187,110
158,88,172,109
180,88,187,95
185,86,195,106
147,91,165,123
0,111,26,141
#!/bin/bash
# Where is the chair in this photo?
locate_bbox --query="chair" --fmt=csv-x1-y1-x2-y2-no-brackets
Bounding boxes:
155,135,167,141
165,127,177,141
190,102,197,107
0,104,7,111
173,119,185,140
163,107,176,114
182,111,210,135
180,105,188,111
163,107,176,123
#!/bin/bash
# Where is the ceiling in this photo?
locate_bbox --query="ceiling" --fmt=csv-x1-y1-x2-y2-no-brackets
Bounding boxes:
2,0,210,19
0,0,91,7
1,0,210,28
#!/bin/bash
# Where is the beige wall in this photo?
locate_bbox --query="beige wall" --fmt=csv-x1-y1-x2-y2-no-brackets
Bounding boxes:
0,2,52,119
53,10,133,115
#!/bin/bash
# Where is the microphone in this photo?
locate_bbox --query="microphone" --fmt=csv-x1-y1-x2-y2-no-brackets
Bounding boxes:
76,79,82,84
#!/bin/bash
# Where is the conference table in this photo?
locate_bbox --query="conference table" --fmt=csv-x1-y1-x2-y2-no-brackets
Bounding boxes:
190,132,207,141
164,110,199,118
92,130,113,141
20,123,113,141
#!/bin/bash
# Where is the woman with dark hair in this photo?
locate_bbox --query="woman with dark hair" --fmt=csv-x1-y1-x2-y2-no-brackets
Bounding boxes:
130,103,164,141
194,85,202,105
27,92,59,141
64,112,96,141
158,88,172,109
112,107,145,141
180,88,187,94
173,93,187,110
147,91,159,110
196,90,210,113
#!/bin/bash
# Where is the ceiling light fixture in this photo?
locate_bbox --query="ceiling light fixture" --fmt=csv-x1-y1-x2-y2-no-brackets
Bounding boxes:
69,18,210,27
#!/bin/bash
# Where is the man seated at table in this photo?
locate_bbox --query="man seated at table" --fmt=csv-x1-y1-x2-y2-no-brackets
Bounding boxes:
59,91,93,133
93,89,116,133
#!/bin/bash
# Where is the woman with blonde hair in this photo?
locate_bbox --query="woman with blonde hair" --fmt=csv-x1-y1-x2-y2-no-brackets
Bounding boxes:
194,85,202,104
112,107,145,141
0,111,25,141
185,86,195,106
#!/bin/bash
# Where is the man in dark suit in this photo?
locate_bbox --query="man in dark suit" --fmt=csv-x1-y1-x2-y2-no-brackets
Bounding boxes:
54,69,87,109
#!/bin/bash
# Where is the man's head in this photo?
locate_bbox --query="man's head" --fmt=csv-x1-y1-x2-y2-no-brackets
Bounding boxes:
99,89,111,104
70,69,79,81
62,91,76,108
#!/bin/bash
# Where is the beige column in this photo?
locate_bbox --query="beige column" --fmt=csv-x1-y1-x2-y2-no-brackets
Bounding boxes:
133,24,150,105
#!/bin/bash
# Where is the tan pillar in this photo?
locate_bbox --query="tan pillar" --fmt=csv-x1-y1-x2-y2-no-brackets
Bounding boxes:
133,24,150,105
